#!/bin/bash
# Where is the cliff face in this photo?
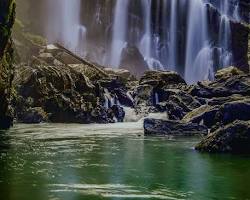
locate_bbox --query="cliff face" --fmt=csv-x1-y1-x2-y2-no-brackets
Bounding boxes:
0,0,15,129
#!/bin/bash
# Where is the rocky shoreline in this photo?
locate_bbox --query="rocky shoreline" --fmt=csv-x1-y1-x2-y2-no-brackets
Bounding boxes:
8,40,250,154
143,66,250,153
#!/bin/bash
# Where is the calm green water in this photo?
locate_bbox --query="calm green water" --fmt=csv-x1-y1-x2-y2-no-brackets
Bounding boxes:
0,123,250,200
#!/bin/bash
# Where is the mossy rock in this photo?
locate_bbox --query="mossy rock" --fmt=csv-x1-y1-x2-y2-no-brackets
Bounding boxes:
0,0,15,129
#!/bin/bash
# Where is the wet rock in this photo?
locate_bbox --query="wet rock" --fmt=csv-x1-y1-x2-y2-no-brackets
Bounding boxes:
133,85,202,120
13,42,135,125
114,89,134,107
195,120,250,154
98,78,125,91
90,105,111,123
190,74,250,98
103,68,134,81
207,94,247,106
133,84,154,106
157,101,186,120
216,100,250,125
69,63,108,83
98,78,134,107
144,118,208,136
215,66,244,80
140,70,187,88
132,70,189,118
111,105,125,122
38,44,109,83
55,51,83,65
14,64,102,123
183,100,250,129
19,107,48,124
183,105,220,128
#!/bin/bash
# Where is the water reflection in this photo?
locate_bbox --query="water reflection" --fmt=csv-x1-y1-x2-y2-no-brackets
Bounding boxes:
0,123,250,200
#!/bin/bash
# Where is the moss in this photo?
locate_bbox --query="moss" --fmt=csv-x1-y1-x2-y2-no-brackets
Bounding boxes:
0,0,16,129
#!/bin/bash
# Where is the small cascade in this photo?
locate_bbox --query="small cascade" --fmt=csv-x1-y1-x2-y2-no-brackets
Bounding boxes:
154,92,159,105
146,58,164,70
126,91,134,104
104,89,116,109
123,107,143,122
233,1,241,21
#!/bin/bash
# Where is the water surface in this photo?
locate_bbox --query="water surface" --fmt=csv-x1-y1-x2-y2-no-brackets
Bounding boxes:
0,123,250,200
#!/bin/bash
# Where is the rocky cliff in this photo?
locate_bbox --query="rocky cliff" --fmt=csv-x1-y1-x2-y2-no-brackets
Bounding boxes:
0,0,15,129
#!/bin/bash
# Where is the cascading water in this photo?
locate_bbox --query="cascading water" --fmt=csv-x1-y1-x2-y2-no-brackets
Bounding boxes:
109,0,130,68
218,15,233,67
184,0,214,83
233,2,241,21
45,0,86,57
139,0,152,62
168,0,178,70
44,0,244,83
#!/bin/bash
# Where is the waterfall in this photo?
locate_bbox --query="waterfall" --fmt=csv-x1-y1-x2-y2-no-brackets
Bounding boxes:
184,0,213,83
139,0,152,60
168,0,178,70
42,0,245,83
218,15,232,67
109,0,129,68
77,25,87,57
46,0,86,57
104,89,116,109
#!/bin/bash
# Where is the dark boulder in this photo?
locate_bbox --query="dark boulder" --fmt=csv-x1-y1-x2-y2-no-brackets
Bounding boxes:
144,118,208,136
190,74,250,98
140,70,186,88
207,94,247,106
183,100,250,128
19,107,48,124
183,105,220,128
133,84,154,106
111,105,125,122
195,120,250,154
14,64,103,124
163,101,186,120
216,100,250,125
